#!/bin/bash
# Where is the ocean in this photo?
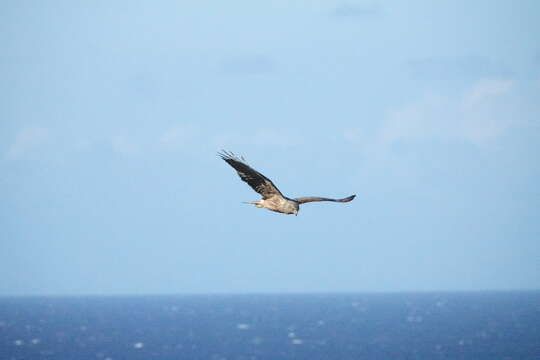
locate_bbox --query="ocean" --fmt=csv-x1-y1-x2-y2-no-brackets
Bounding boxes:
1,291,538,360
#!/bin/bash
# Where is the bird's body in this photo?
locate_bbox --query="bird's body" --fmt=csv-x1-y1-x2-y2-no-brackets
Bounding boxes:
244,196,299,215
219,151,355,215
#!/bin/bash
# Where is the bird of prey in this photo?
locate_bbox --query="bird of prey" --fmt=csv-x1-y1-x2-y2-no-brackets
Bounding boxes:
219,150,355,216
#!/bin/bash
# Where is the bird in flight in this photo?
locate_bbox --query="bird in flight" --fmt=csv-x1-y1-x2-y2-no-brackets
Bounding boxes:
219,150,355,216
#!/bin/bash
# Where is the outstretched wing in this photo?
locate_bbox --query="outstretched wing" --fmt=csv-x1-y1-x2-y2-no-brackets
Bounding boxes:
219,150,284,199
294,195,356,204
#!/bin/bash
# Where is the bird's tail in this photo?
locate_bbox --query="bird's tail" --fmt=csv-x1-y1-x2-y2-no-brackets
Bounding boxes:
242,201,263,208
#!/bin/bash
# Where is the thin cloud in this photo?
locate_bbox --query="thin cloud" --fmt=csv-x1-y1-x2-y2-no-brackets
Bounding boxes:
219,55,277,76
211,128,303,149
407,56,511,82
111,135,138,155
6,127,52,160
158,125,199,150
343,128,364,143
330,2,382,19
462,78,513,108
249,128,301,147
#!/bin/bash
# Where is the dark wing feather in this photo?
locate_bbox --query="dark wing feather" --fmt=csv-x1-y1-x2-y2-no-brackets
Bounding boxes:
219,150,284,199
294,195,356,204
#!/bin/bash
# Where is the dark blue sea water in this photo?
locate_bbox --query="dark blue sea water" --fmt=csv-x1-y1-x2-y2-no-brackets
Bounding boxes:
1,292,539,360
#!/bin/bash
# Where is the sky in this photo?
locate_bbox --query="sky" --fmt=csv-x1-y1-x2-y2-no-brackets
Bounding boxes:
1,0,539,296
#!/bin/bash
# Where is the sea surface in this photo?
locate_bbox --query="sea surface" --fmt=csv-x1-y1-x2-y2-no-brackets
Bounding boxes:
1,292,539,360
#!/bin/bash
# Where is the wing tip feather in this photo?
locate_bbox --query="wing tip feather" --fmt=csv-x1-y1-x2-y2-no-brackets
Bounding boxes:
341,194,356,202
218,150,247,164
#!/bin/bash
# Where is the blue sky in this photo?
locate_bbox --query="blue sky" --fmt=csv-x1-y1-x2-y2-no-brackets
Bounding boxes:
1,1,539,296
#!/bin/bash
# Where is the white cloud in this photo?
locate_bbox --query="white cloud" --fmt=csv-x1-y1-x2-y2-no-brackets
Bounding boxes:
378,78,519,146
211,128,302,149
250,128,300,147
462,78,513,108
158,125,199,150
343,128,364,142
219,55,276,76
380,94,455,143
330,2,382,18
111,135,138,155
6,127,51,160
